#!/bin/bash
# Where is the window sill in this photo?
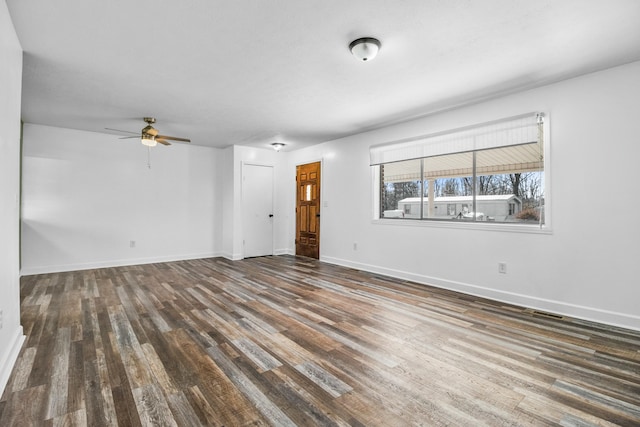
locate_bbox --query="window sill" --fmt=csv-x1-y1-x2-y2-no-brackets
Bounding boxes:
372,218,552,234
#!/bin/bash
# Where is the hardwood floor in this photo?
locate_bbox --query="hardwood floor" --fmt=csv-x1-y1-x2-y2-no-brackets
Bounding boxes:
1,256,639,426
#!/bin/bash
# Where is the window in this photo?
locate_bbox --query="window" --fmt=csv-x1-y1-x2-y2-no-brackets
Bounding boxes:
381,158,421,218
372,113,545,226
305,184,312,201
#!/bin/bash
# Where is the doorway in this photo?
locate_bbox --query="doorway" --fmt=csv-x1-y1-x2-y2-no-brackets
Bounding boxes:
296,161,321,259
242,163,274,258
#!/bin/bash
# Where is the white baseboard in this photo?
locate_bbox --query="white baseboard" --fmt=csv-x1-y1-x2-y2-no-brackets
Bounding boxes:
321,255,640,332
222,249,293,261
220,252,243,261
274,248,294,256
19,249,295,274
20,252,222,276
0,326,25,397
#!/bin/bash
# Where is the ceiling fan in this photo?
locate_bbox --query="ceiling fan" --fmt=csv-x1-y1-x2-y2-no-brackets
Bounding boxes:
106,117,191,147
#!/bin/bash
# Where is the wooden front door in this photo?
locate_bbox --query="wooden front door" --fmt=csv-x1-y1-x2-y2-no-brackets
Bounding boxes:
296,162,321,259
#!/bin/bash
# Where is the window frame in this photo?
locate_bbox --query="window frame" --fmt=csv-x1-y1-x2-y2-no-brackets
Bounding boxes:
371,113,551,234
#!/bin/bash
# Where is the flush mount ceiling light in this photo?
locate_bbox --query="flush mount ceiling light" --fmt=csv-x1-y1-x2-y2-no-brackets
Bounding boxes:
271,142,285,151
349,37,381,61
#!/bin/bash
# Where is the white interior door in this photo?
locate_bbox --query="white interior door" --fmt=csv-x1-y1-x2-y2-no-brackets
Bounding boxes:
242,163,274,258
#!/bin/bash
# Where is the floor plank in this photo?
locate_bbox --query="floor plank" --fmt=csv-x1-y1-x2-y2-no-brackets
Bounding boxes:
1,255,639,426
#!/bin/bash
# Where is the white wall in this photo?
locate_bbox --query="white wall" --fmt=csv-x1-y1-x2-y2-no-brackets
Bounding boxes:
285,61,640,331
0,0,24,396
21,124,221,274
220,146,236,259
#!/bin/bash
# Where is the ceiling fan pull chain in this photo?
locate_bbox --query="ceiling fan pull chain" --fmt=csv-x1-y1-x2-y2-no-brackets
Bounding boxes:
147,146,152,169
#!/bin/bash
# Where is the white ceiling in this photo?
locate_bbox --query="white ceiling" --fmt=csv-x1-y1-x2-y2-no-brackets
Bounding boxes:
7,0,640,150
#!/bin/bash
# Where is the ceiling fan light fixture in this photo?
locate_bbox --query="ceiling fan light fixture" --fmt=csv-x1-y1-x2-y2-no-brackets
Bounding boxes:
271,142,285,152
349,37,381,62
141,133,157,147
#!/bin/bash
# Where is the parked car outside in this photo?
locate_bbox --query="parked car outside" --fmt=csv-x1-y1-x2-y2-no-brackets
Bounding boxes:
383,209,405,218
462,212,484,220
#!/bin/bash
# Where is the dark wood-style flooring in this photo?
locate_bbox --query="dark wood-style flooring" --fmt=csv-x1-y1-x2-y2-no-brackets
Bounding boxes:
1,256,639,426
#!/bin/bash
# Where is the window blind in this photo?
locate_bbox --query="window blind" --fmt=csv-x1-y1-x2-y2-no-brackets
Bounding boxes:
370,113,542,166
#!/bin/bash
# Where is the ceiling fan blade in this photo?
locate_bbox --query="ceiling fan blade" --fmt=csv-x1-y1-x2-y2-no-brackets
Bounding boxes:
156,134,191,143
105,127,138,135
155,138,171,146
119,135,140,139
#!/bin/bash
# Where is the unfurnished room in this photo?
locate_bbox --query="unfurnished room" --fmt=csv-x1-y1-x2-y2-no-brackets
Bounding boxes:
1,1,639,425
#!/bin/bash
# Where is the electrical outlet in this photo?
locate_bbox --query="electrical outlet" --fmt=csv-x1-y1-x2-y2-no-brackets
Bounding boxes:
130,240,136,248
498,262,507,274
